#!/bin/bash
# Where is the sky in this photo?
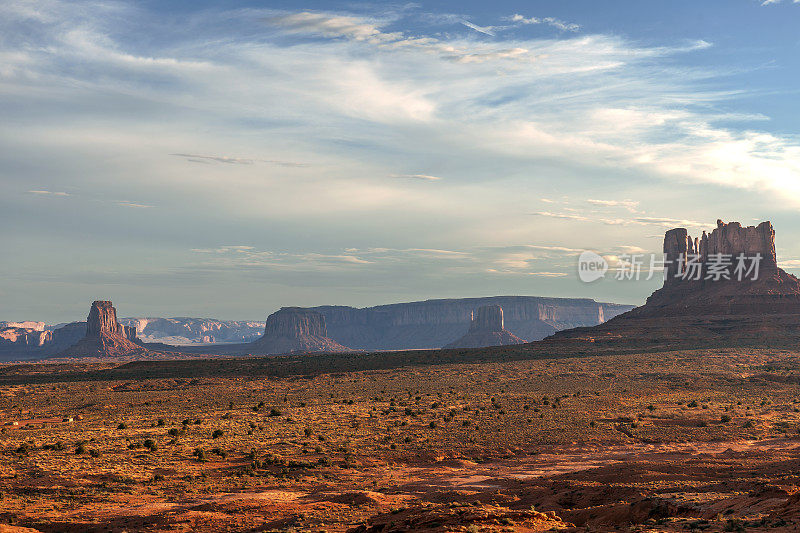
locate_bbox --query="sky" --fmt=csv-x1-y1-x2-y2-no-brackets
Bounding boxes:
2,0,800,323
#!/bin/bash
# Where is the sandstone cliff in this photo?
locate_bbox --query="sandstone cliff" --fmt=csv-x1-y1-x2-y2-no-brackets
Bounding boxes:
308,296,631,350
250,307,350,355
443,305,526,349
550,220,800,345
58,301,149,358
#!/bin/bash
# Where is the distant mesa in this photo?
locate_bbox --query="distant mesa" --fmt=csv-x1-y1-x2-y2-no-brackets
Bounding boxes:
550,219,800,344
58,301,150,358
443,305,526,349
250,307,351,355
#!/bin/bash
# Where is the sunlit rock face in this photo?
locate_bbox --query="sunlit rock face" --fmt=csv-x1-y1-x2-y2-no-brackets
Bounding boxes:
250,307,350,355
443,305,526,349
58,301,148,358
549,220,800,345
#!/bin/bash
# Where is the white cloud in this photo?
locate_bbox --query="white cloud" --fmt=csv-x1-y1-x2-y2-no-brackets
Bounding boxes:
509,14,581,32
390,174,442,181
460,20,496,36
118,201,155,209
587,199,640,212
28,190,70,196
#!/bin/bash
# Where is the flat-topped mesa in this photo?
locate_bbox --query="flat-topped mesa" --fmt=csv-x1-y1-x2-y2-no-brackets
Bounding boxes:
664,220,777,286
264,307,328,338
443,305,526,349
252,307,350,355
468,305,504,333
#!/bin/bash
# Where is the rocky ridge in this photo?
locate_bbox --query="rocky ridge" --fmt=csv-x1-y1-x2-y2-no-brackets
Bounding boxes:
443,305,526,349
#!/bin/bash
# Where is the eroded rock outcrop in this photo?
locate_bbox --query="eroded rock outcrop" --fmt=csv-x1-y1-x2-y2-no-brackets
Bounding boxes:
443,305,526,349
250,307,350,355
549,219,800,345
58,301,148,358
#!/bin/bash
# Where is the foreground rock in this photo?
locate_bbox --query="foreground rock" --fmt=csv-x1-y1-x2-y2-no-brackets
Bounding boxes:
551,219,800,345
58,301,149,358
443,305,526,349
250,307,350,355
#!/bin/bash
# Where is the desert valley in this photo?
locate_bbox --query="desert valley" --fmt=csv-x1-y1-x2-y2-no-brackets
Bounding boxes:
4,2,800,531
4,221,800,532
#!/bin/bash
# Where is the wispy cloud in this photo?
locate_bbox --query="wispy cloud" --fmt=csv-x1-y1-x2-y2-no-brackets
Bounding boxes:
532,211,708,228
118,201,155,209
509,14,581,32
587,199,640,212
28,190,70,197
460,20,496,36
171,153,254,164
171,153,307,167
390,174,442,181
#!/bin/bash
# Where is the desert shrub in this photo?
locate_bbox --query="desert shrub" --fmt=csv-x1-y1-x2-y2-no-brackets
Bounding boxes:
210,447,227,458
144,439,157,451
167,428,182,437
721,414,732,423
117,422,128,430
687,400,698,408
156,418,165,427
75,444,86,455
429,421,437,429
212,429,224,439
193,448,206,462
89,449,100,458
15,443,30,455
647,405,655,412
743,420,754,428
269,408,282,417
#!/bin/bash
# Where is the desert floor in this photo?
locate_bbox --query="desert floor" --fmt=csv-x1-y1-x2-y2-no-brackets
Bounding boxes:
3,348,800,532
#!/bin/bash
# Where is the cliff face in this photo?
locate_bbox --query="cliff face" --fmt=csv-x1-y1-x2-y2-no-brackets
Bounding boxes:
637,220,800,317
663,220,777,286
251,307,350,355
443,305,526,349
309,296,631,350
550,220,800,345
58,301,149,358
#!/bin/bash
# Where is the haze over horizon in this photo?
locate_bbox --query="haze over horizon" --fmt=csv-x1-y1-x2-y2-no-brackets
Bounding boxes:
3,0,800,323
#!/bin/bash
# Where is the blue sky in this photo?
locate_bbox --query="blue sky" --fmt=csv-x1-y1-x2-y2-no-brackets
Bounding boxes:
2,0,800,323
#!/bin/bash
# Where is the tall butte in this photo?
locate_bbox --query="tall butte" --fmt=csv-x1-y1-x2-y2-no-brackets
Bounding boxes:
443,305,526,349
250,307,350,355
550,220,800,344
58,301,148,357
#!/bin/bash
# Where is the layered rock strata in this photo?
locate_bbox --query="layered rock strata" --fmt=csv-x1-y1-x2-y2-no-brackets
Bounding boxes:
250,307,350,355
443,305,526,349
58,301,148,357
